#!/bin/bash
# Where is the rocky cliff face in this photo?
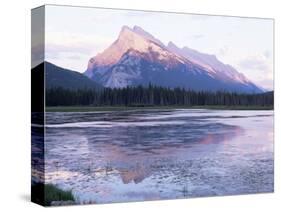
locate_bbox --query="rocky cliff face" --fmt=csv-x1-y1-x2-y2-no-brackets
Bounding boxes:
85,25,263,93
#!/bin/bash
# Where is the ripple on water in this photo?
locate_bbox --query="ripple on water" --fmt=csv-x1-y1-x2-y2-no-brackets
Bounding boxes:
38,109,274,203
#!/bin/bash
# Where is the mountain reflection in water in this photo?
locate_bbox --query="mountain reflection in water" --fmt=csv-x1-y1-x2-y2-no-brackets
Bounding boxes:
31,109,273,204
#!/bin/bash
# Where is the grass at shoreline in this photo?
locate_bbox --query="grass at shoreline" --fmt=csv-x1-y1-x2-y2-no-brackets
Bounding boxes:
46,105,273,112
31,183,75,206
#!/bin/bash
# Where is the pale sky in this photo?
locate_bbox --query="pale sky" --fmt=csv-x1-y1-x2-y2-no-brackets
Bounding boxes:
40,5,273,90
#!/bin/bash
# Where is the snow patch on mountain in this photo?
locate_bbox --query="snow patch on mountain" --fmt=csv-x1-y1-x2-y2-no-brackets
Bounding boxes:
167,41,252,85
132,26,165,47
85,25,264,93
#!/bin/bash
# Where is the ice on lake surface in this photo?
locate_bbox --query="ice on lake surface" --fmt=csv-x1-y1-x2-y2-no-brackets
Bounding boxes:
40,109,273,204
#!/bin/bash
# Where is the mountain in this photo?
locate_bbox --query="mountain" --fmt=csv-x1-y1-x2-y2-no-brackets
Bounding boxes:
85,25,263,93
167,42,264,92
32,62,103,90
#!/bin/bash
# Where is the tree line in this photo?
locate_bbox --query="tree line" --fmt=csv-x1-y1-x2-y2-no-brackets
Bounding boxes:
46,85,273,107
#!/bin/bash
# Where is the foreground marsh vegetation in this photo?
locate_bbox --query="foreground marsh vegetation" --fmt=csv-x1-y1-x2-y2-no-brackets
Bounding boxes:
31,183,74,206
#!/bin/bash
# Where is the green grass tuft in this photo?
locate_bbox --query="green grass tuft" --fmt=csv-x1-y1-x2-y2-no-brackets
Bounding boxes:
32,183,74,206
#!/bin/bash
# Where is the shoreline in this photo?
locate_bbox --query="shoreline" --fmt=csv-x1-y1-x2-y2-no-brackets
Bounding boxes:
45,105,274,112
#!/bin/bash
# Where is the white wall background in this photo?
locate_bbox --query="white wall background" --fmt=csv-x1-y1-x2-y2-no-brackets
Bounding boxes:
0,0,280,211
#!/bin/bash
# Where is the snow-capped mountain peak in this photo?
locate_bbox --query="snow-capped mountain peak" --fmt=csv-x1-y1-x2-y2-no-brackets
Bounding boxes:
132,26,165,47
85,26,264,93
87,26,161,71
86,26,186,76
117,25,154,52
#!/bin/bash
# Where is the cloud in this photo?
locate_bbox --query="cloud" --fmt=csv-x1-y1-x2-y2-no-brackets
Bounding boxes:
44,31,114,72
237,54,273,90
218,46,229,56
258,79,274,91
45,31,113,66
46,43,93,57
263,50,271,59
46,31,111,53
186,34,204,41
65,54,83,60
238,55,270,71
191,34,204,39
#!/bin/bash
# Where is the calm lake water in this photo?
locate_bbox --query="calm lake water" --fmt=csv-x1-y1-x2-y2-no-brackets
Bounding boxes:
41,109,273,204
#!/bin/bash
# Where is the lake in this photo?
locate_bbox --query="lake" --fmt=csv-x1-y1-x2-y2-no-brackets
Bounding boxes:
41,109,273,204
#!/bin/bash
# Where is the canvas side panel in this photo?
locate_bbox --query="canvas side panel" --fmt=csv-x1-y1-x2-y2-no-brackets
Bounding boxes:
31,6,45,206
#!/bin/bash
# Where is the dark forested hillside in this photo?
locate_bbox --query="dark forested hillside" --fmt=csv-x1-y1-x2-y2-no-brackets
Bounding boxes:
32,62,103,90
46,84,273,107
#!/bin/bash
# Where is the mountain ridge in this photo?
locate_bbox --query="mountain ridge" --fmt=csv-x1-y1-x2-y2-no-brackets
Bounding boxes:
32,62,103,90
84,25,264,93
